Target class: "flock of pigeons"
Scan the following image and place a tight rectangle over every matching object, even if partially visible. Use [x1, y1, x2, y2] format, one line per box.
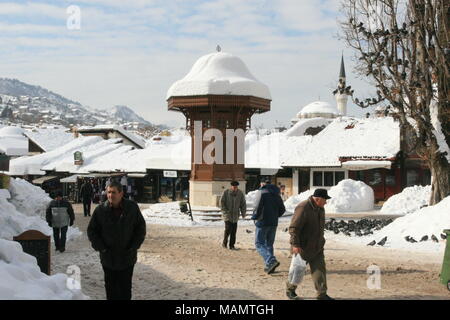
[324, 218, 393, 237]
[322, 218, 447, 247]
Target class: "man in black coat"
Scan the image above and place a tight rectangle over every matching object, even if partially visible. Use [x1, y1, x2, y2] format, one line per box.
[79, 179, 94, 217]
[87, 181, 147, 300]
[46, 191, 75, 253]
[251, 182, 285, 274]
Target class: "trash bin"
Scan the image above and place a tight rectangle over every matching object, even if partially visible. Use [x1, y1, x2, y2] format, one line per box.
[440, 229, 450, 291]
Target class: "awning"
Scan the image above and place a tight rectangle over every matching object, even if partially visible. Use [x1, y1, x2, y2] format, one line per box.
[32, 175, 59, 185]
[127, 173, 147, 178]
[60, 174, 79, 183]
[341, 160, 392, 170]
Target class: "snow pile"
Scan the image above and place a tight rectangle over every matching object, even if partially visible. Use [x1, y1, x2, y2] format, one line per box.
[380, 185, 431, 215]
[0, 178, 81, 241]
[8, 178, 52, 218]
[284, 189, 314, 213]
[283, 180, 374, 214]
[368, 195, 450, 251]
[167, 52, 271, 100]
[0, 189, 52, 240]
[0, 238, 88, 299]
[325, 179, 374, 213]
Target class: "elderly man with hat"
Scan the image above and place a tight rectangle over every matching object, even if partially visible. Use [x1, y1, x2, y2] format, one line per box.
[286, 188, 334, 300]
[220, 180, 246, 250]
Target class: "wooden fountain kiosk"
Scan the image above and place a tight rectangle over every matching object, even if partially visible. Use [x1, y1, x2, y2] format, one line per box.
[167, 51, 271, 207]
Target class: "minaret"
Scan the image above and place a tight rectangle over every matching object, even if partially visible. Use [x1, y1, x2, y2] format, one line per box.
[333, 54, 352, 116]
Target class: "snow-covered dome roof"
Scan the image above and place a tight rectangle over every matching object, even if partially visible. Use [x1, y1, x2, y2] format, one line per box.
[0, 126, 25, 137]
[166, 52, 271, 100]
[297, 101, 339, 118]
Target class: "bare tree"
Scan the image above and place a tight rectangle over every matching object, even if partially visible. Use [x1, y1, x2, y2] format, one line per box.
[340, 0, 449, 204]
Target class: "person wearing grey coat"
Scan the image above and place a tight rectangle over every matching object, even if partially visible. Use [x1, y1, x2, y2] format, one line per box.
[220, 181, 246, 250]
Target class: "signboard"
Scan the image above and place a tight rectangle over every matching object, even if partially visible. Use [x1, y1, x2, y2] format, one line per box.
[163, 170, 177, 178]
[74, 151, 83, 165]
[13, 230, 51, 275]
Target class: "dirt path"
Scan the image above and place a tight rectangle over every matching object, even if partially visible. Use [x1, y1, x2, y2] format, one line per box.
[51, 204, 450, 300]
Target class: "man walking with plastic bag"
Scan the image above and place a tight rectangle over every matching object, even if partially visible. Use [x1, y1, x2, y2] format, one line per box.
[46, 191, 75, 253]
[287, 188, 334, 300]
[251, 182, 285, 274]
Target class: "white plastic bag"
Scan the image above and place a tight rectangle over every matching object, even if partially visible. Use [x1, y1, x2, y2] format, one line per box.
[288, 253, 307, 285]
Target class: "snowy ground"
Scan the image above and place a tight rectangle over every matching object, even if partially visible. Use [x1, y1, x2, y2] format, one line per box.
[50, 205, 449, 300]
[1, 179, 449, 299]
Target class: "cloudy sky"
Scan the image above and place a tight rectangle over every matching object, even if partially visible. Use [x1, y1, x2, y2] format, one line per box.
[0, 0, 376, 128]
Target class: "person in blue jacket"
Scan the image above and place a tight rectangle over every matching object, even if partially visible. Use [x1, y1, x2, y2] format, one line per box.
[251, 182, 286, 274]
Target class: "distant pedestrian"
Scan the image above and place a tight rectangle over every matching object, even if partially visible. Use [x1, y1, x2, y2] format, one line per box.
[79, 179, 94, 217]
[251, 182, 285, 274]
[220, 181, 246, 250]
[46, 191, 75, 253]
[287, 188, 334, 300]
[280, 185, 288, 201]
[87, 181, 146, 300]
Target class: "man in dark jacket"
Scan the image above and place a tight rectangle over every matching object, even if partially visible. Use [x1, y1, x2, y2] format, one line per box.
[79, 179, 94, 217]
[87, 181, 146, 300]
[46, 191, 75, 253]
[220, 181, 247, 250]
[251, 183, 285, 274]
[287, 188, 333, 300]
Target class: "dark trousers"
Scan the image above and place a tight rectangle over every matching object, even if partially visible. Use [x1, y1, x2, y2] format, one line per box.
[309, 252, 328, 297]
[223, 221, 238, 248]
[53, 226, 68, 250]
[102, 265, 135, 300]
[83, 200, 91, 216]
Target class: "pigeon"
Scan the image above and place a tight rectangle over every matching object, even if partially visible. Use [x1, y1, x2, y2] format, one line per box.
[367, 240, 376, 246]
[441, 233, 447, 240]
[420, 235, 428, 242]
[431, 235, 439, 243]
[245, 229, 253, 234]
[377, 236, 387, 246]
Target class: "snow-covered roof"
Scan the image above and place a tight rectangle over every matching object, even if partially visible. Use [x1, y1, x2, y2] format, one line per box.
[297, 101, 339, 117]
[0, 126, 28, 156]
[285, 118, 333, 137]
[8, 118, 401, 175]
[166, 52, 271, 100]
[0, 126, 25, 137]
[77, 125, 146, 149]
[24, 127, 74, 152]
[282, 117, 400, 167]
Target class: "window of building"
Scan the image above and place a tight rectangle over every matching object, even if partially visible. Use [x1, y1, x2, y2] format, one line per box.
[335, 171, 345, 184]
[313, 171, 323, 186]
[324, 172, 334, 186]
[312, 170, 346, 187]
[385, 169, 396, 186]
[406, 169, 419, 187]
[367, 170, 382, 186]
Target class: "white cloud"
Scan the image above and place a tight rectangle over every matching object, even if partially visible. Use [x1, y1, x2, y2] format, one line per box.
[0, 0, 374, 127]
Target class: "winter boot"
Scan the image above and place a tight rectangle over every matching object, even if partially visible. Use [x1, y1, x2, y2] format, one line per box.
[286, 282, 301, 300]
